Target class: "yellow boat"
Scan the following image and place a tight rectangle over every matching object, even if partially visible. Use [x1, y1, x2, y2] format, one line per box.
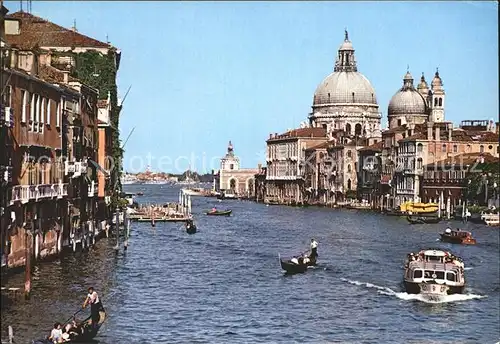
[400, 202, 438, 214]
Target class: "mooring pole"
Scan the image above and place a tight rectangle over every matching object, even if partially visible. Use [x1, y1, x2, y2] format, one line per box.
[123, 208, 129, 250]
[114, 207, 120, 251]
[24, 227, 32, 299]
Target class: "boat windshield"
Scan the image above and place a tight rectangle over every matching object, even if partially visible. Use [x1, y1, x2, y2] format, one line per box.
[424, 255, 444, 263]
[446, 272, 456, 282]
[424, 270, 445, 279]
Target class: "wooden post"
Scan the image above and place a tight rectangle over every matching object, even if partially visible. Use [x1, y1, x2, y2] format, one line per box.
[123, 209, 129, 250]
[24, 227, 32, 299]
[8, 325, 13, 343]
[114, 207, 120, 251]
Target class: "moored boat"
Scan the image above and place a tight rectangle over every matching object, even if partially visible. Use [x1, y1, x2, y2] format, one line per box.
[403, 249, 465, 300]
[206, 209, 232, 216]
[481, 212, 500, 226]
[440, 228, 476, 245]
[407, 213, 441, 224]
[33, 307, 106, 343]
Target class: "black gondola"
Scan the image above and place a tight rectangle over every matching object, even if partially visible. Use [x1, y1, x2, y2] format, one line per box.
[33, 307, 106, 343]
[279, 254, 317, 274]
[186, 220, 197, 234]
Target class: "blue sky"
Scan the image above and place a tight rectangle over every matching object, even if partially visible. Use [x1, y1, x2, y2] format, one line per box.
[6, 1, 499, 173]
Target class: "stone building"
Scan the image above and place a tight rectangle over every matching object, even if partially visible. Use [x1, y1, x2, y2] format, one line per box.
[265, 127, 327, 205]
[1, 9, 113, 271]
[388, 70, 445, 129]
[213, 141, 259, 197]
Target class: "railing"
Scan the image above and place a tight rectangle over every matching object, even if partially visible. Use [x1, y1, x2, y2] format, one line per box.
[9, 183, 68, 204]
[66, 160, 88, 176]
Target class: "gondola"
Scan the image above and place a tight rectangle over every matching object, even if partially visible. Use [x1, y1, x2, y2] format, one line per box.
[206, 210, 232, 216]
[279, 254, 317, 274]
[32, 307, 106, 343]
[186, 220, 197, 234]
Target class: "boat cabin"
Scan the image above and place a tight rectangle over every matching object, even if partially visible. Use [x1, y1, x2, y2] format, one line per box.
[406, 250, 464, 285]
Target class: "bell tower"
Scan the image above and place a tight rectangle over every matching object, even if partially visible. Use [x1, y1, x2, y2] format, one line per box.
[429, 68, 445, 122]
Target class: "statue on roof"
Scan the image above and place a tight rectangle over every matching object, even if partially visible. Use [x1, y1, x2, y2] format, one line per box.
[344, 28, 349, 41]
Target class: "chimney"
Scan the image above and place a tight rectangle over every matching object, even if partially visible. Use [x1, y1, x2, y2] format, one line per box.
[62, 70, 69, 84]
[427, 122, 433, 140]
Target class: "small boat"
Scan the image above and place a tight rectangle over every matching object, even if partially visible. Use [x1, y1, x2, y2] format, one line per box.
[206, 209, 232, 216]
[481, 212, 500, 226]
[440, 229, 476, 245]
[185, 220, 197, 234]
[136, 192, 144, 196]
[279, 255, 317, 274]
[403, 249, 465, 300]
[407, 214, 441, 224]
[33, 307, 106, 343]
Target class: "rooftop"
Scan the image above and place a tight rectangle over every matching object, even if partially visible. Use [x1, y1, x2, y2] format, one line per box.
[6, 11, 113, 50]
[267, 127, 326, 142]
[358, 141, 383, 152]
[425, 152, 498, 167]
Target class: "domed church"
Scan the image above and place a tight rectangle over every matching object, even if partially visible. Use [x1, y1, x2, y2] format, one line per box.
[388, 69, 446, 129]
[309, 30, 381, 139]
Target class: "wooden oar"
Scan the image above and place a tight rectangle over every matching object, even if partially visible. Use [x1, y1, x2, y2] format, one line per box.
[62, 308, 84, 326]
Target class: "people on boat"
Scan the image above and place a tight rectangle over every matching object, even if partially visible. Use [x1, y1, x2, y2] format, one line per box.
[290, 257, 299, 265]
[49, 322, 63, 343]
[211, 207, 217, 212]
[309, 238, 318, 260]
[83, 287, 102, 327]
[445, 228, 452, 234]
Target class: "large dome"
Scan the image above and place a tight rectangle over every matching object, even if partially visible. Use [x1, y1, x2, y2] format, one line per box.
[313, 71, 378, 107]
[388, 71, 427, 116]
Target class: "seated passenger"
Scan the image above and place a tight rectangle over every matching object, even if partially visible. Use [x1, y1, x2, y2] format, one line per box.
[49, 322, 63, 343]
[211, 207, 217, 212]
[290, 257, 299, 265]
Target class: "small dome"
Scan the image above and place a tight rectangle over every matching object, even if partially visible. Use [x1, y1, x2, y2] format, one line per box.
[388, 71, 427, 116]
[431, 70, 443, 87]
[313, 71, 378, 107]
[339, 40, 354, 51]
[417, 72, 428, 91]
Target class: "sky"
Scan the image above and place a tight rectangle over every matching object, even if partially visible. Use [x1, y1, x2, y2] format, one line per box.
[5, 1, 499, 174]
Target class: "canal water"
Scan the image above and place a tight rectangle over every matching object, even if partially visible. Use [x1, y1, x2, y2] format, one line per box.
[1, 184, 499, 343]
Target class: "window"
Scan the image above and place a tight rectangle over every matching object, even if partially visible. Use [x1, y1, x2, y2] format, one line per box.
[345, 123, 351, 134]
[347, 150, 352, 158]
[480, 145, 484, 153]
[413, 270, 422, 279]
[30, 93, 35, 127]
[56, 98, 63, 127]
[417, 143, 423, 152]
[453, 145, 458, 153]
[397, 119, 402, 127]
[446, 272, 456, 282]
[488, 145, 493, 150]
[2, 85, 11, 107]
[46, 99, 51, 125]
[442, 144, 446, 152]
[434, 98, 438, 106]
[35, 95, 41, 132]
[40, 98, 45, 132]
[438, 98, 442, 107]
[347, 164, 351, 173]
[21, 90, 28, 122]
[230, 164, 234, 170]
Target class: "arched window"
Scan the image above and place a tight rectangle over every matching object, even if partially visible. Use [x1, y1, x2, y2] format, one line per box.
[442, 144, 446, 152]
[480, 145, 484, 153]
[345, 123, 351, 134]
[417, 143, 423, 153]
[466, 144, 471, 152]
[417, 158, 423, 169]
[322, 124, 327, 129]
[438, 98, 442, 106]
[397, 119, 402, 127]
[328, 93, 331, 102]
[434, 98, 438, 106]
[347, 179, 352, 190]
[347, 150, 352, 158]
[453, 145, 458, 153]
[347, 164, 352, 173]
[229, 179, 236, 190]
[355, 123, 362, 136]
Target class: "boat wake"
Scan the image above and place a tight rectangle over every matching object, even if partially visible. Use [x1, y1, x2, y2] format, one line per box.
[340, 278, 486, 304]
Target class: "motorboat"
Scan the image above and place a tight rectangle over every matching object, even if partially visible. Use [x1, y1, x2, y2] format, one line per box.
[32, 307, 106, 343]
[403, 249, 465, 300]
[440, 229, 476, 245]
[407, 213, 441, 224]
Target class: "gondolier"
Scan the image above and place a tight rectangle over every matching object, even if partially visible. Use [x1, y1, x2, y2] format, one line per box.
[310, 238, 318, 260]
[83, 287, 103, 327]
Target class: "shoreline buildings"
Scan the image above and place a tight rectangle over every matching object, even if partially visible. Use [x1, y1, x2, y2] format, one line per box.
[258, 31, 499, 212]
[0, 7, 121, 277]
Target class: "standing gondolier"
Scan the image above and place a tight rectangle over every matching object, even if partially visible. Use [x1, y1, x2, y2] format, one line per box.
[83, 287, 104, 327]
[309, 238, 318, 261]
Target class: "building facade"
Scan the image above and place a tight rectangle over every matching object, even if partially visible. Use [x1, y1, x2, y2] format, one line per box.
[213, 141, 259, 197]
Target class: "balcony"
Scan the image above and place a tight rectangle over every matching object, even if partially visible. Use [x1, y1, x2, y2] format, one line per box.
[9, 183, 68, 205]
[0, 106, 14, 128]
